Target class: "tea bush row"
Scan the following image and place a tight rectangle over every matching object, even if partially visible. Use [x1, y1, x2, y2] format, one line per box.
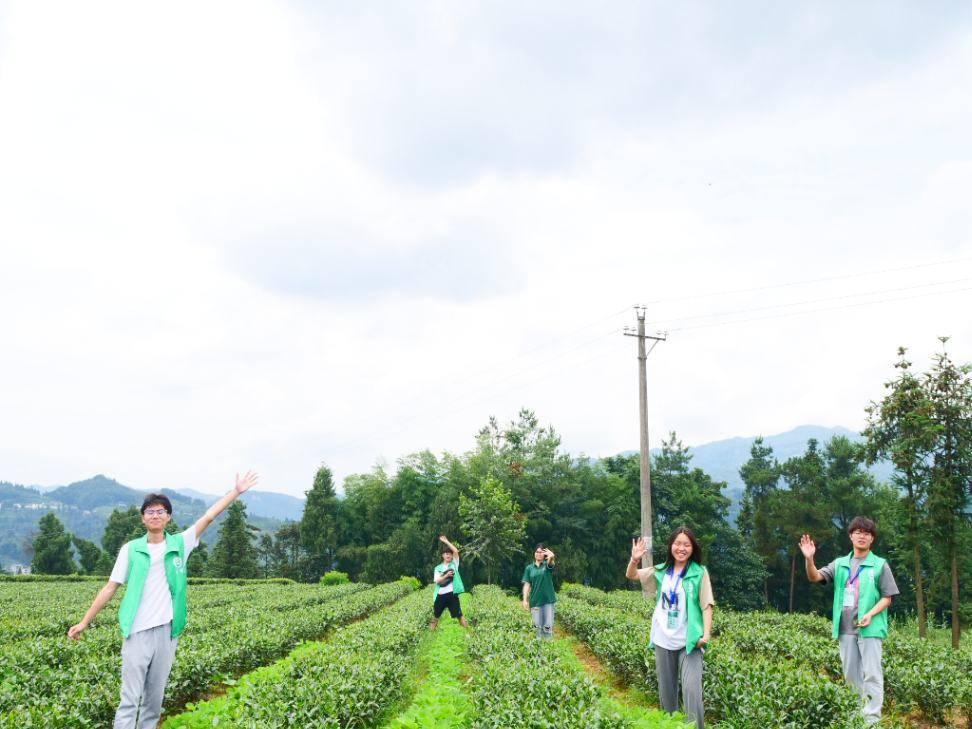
[165, 587, 430, 728]
[0, 579, 411, 728]
[560, 584, 970, 727]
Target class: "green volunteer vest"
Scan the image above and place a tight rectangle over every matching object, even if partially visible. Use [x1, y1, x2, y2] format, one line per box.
[831, 551, 888, 640]
[118, 532, 188, 639]
[431, 559, 464, 602]
[651, 561, 707, 654]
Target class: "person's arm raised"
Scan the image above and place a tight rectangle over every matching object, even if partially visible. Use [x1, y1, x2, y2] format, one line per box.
[439, 535, 459, 560]
[799, 534, 823, 583]
[193, 471, 258, 540]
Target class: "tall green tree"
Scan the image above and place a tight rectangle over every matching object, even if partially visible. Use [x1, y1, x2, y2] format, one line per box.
[767, 440, 831, 612]
[864, 347, 936, 636]
[459, 475, 526, 584]
[31, 512, 75, 574]
[737, 437, 780, 603]
[72, 535, 103, 575]
[651, 432, 731, 553]
[924, 338, 972, 648]
[300, 464, 341, 582]
[207, 501, 259, 578]
[96, 505, 143, 573]
[273, 522, 302, 580]
[257, 533, 276, 578]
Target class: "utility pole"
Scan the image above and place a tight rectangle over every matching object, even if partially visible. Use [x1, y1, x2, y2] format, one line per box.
[624, 306, 667, 598]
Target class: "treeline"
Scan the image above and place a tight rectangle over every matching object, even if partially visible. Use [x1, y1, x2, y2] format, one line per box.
[27, 342, 970, 643]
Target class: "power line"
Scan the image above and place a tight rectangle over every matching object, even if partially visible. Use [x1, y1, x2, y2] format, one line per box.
[647, 277, 971, 328]
[670, 284, 972, 333]
[640, 255, 972, 306]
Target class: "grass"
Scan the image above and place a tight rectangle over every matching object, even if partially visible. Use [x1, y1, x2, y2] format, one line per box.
[551, 632, 687, 729]
[383, 617, 473, 728]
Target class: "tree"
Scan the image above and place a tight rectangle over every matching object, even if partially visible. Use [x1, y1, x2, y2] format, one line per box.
[300, 464, 341, 582]
[459, 476, 526, 584]
[187, 540, 209, 577]
[31, 512, 75, 574]
[651, 433, 731, 555]
[864, 347, 936, 637]
[72, 535, 103, 575]
[737, 437, 779, 540]
[96, 505, 143, 573]
[924, 338, 972, 648]
[767, 440, 831, 613]
[737, 437, 780, 603]
[273, 522, 302, 580]
[257, 533, 276, 578]
[207, 501, 259, 578]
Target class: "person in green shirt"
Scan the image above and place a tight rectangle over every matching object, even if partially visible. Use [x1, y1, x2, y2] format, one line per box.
[68, 471, 258, 729]
[521, 543, 556, 639]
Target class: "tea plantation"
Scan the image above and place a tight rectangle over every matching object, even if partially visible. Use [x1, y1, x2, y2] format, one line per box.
[1, 578, 967, 727]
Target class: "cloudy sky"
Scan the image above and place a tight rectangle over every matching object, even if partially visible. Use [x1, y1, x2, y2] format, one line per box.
[1, 2, 970, 498]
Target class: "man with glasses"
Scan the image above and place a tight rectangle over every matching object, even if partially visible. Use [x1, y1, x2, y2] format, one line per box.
[799, 516, 898, 726]
[68, 471, 258, 728]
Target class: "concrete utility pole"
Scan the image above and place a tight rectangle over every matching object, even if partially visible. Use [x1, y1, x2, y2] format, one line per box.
[623, 306, 667, 598]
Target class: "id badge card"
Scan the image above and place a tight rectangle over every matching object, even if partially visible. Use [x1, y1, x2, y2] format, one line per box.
[667, 608, 680, 629]
[843, 586, 857, 608]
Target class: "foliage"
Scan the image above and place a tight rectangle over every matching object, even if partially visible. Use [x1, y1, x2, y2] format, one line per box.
[30, 513, 75, 575]
[386, 616, 473, 728]
[71, 535, 103, 575]
[0, 579, 408, 726]
[299, 464, 342, 582]
[459, 476, 526, 584]
[559, 583, 971, 727]
[206, 501, 259, 579]
[466, 586, 630, 728]
[166, 586, 427, 728]
[319, 570, 349, 585]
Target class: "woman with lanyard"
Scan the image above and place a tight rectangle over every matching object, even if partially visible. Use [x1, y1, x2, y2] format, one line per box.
[627, 527, 714, 729]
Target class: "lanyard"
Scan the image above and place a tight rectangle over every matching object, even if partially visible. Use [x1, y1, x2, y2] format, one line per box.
[665, 565, 687, 608]
[846, 564, 865, 587]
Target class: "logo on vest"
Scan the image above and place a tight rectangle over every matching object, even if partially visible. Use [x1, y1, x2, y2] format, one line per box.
[174, 557, 184, 570]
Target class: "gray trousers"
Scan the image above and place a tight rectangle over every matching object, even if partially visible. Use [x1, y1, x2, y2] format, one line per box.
[115, 622, 180, 729]
[655, 645, 704, 728]
[839, 634, 884, 725]
[530, 602, 555, 639]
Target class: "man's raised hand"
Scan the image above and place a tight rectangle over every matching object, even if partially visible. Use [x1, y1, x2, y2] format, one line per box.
[798, 534, 816, 560]
[235, 471, 259, 495]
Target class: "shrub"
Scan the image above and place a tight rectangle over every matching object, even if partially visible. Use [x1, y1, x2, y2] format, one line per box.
[319, 571, 350, 585]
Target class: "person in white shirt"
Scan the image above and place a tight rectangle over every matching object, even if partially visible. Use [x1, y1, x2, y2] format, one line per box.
[68, 471, 258, 729]
[626, 527, 714, 729]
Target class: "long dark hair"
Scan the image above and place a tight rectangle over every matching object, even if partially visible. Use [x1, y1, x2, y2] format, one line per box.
[664, 526, 703, 569]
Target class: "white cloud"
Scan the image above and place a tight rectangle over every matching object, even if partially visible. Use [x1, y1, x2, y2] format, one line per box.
[0, 1, 970, 497]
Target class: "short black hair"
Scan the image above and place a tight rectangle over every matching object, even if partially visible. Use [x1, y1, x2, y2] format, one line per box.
[534, 543, 546, 551]
[141, 493, 172, 515]
[847, 516, 877, 537]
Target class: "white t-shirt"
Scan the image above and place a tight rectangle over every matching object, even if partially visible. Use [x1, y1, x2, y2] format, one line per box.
[650, 570, 688, 650]
[110, 526, 198, 635]
[434, 558, 458, 595]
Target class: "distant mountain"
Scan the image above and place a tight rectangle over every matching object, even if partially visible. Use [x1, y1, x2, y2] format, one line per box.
[171, 487, 305, 522]
[627, 425, 894, 518]
[0, 475, 284, 569]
